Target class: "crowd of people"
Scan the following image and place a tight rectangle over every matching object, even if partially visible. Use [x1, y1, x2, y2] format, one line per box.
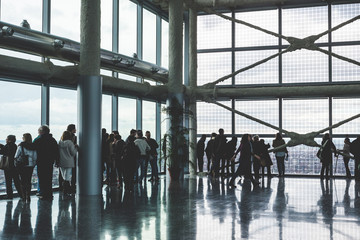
[197, 129, 360, 188]
[1, 124, 360, 200]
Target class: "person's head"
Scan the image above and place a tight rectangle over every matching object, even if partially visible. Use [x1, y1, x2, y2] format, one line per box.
[61, 131, 72, 141]
[253, 135, 259, 142]
[130, 129, 137, 136]
[6, 135, 16, 144]
[108, 133, 115, 142]
[136, 130, 143, 138]
[344, 137, 350, 144]
[218, 128, 224, 135]
[114, 135, 121, 141]
[241, 134, 249, 144]
[275, 133, 282, 141]
[102, 128, 107, 135]
[145, 131, 151, 139]
[323, 133, 330, 140]
[231, 136, 237, 142]
[201, 134, 206, 141]
[22, 133, 32, 144]
[260, 139, 265, 144]
[38, 125, 50, 135]
[112, 130, 119, 136]
[67, 124, 76, 134]
[211, 132, 217, 139]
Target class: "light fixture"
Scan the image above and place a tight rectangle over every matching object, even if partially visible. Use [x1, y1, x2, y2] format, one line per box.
[112, 56, 122, 64]
[0, 26, 14, 36]
[150, 67, 159, 73]
[125, 60, 136, 67]
[20, 19, 31, 29]
[52, 39, 65, 49]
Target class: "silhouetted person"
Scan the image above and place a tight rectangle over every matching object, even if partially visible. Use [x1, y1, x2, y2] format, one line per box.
[340, 137, 351, 178]
[27, 125, 59, 200]
[223, 136, 237, 176]
[350, 136, 360, 181]
[229, 134, 259, 188]
[252, 135, 262, 180]
[114, 134, 125, 188]
[212, 128, 227, 178]
[259, 139, 273, 179]
[197, 134, 206, 172]
[0, 135, 22, 199]
[123, 132, 140, 192]
[67, 124, 77, 193]
[205, 132, 216, 173]
[134, 130, 150, 184]
[319, 133, 337, 180]
[145, 131, 159, 182]
[272, 133, 288, 177]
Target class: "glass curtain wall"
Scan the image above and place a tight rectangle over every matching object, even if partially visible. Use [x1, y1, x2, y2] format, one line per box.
[197, 3, 360, 176]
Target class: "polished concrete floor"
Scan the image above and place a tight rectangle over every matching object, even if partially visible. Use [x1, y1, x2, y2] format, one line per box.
[0, 176, 359, 240]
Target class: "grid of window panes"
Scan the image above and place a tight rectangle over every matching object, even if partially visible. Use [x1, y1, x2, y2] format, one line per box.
[197, 52, 232, 86]
[332, 3, 360, 42]
[118, 97, 136, 140]
[197, 13, 232, 50]
[143, 100, 156, 136]
[235, 9, 278, 47]
[282, 48, 329, 83]
[332, 98, 360, 135]
[234, 50, 278, 85]
[235, 99, 279, 135]
[197, 101, 232, 134]
[282, 6, 328, 44]
[332, 46, 360, 82]
[282, 98, 329, 134]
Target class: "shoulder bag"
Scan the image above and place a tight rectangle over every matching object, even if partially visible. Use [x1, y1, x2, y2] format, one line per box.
[15, 145, 29, 167]
[0, 155, 10, 170]
[316, 140, 328, 161]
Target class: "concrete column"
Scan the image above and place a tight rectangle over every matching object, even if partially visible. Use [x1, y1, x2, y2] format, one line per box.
[189, 7, 197, 176]
[77, 0, 102, 196]
[167, 0, 184, 173]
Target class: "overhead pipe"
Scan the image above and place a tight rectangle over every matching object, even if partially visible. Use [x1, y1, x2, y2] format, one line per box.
[0, 21, 168, 84]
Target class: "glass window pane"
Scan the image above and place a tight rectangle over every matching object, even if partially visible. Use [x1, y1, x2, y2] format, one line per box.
[119, 0, 137, 56]
[101, 0, 112, 51]
[332, 46, 360, 82]
[143, 9, 156, 63]
[0, 81, 40, 144]
[118, 97, 136, 139]
[143, 100, 156, 135]
[102, 94, 112, 132]
[235, 100, 279, 135]
[197, 101, 232, 134]
[198, 13, 232, 49]
[282, 48, 328, 83]
[50, 87, 77, 141]
[235, 9, 278, 47]
[51, 0, 81, 41]
[332, 3, 360, 42]
[1, 0, 42, 31]
[283, 99, 329, 134]
[282, 6, 328, 44]
[282, 138, 322, 175]
[235, 50, 278, 85]
[161, 20, 169, 68]
[198, 52, 232, 86]
[332, 98, 360, 135]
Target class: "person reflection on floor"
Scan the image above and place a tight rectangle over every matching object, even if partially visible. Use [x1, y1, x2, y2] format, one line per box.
[239, 180, 253, 239]
[35, 199, 53, 239]
[2, 200, 20, 238]
[55, 195, 76, 239]
[273, 178, 287, 240]
[318, 180, 335, 231]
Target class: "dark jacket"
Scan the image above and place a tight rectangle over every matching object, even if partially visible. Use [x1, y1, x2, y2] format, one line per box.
[0, 142, 17, 168]
[213, 135, 227, 156]
[28, 133, 59, 166]
[205, 138, 215, 157]
[197, 139, 205, 158]
[146, 138, 159, 156]
[350, 138, 360, 157]
[224, 138, 237, 159]
[321, 139, 336, 164]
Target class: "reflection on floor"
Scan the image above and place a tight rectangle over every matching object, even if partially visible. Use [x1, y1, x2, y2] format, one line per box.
[0, 176, 359, 240]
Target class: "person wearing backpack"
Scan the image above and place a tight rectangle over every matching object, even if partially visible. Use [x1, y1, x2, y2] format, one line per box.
[350, 136, 360, 181]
